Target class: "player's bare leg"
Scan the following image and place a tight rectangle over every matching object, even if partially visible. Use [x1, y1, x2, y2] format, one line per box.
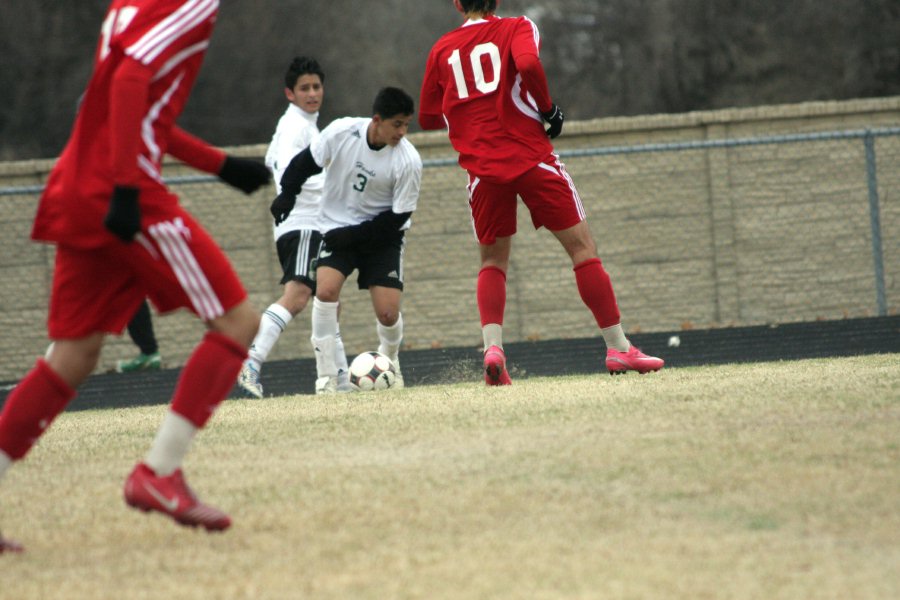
[124, 301, 258, 531]
[552, 221, 663, 374]
[479, 237, 513, 385]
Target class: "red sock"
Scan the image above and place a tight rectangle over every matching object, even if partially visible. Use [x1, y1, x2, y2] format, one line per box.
[0, 359, 76, 459]
[574, 258, 621, 328]
[477, 266, 507, 326]
[171, 331, 246, 428]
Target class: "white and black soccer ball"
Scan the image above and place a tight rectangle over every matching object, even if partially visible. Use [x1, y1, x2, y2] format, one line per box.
[349, 351, 397, 391]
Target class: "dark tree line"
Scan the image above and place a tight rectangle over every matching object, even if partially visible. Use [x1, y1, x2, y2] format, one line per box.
[1, 0, 897, 160]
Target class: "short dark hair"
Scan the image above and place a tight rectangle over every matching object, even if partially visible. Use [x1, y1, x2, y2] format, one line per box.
[284, 56, 325, 89]
[372, 87, 414, 119]
[458, 0, 497, 12]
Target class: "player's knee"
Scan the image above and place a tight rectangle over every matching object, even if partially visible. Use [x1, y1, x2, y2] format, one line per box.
[282, 284, 312, 315]
[210, 302, 260, 348]
[315, 288, 340, 303]
[376, 309, 400, 327]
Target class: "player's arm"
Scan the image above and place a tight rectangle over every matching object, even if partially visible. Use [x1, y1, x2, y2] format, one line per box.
[104, 57, 152, 241]
[511, 20, 564, 139]
[168, 127, 270, 194]
[323, 210, 412, 250]
[269, 147, 323, 224]
[418, 52, 447, 130]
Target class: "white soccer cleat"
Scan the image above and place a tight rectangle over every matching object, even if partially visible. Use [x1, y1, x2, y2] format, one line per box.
[336, 369, 356, 393]
[237, 363, 263, 399]
[391, 358, 404, 389]
[315, 376, 338, 395]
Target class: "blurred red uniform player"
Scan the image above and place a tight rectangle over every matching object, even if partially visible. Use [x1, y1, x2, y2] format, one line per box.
[419, 0, 664, 385]
[0, 0, 271, 553]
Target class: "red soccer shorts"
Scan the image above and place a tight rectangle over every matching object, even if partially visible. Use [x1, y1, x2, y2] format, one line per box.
[47, 201, 246, 340]
[466, 154, 586, 245]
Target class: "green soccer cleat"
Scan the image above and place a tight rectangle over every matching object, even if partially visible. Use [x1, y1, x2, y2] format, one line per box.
[116, 352, 162, 373]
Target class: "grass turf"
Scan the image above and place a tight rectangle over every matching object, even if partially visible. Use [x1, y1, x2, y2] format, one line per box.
[2, 354, 899, 599]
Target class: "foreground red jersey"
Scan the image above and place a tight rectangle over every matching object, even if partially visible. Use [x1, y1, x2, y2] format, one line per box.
[420, 15, 554, 183]
[32, 0, 219, 248]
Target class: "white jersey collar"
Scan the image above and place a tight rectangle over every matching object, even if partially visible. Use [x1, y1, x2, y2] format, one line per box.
[288, 103, 318, 124]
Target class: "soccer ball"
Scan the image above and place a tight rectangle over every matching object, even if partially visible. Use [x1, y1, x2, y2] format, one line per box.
[349, 351, 397, 391]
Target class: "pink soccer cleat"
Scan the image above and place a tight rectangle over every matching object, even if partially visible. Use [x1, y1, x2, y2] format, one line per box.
[606, 345, 665, 375]
[124, 463, 231, 531]
[483, 345, 512, 386]
[0, 532, 24, 554]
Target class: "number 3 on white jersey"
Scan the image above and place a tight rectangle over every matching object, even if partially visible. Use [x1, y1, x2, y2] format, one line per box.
[448, 43, 501, 99]
[99, 7, 139, 61]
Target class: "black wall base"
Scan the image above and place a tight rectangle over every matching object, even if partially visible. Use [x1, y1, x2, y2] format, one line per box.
[2, 315, 897, 412]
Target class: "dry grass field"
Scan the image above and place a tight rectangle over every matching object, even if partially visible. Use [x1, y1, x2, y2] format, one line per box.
[2, 355, 899, 599]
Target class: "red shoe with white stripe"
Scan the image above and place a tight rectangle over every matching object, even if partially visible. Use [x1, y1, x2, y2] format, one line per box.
[124, 463, 231, 531]
[606, 345, 665, 375]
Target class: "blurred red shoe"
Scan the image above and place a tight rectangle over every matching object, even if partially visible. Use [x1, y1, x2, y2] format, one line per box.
[124, 463, 231, 531]
[606, 346, 665, 375]
[483, 345, 512, 386]
[0, 532, 24, 554]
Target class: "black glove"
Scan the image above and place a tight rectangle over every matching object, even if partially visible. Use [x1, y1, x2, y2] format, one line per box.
[269, 192, 296, 225]
[541, 104, 564, 139]
[104, 186, 141, 241]
[218, 156, 270, 194]
[324, 225, 366, 250]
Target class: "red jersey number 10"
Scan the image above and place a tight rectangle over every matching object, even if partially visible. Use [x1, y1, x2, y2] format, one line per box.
[448, 43, 501, 99]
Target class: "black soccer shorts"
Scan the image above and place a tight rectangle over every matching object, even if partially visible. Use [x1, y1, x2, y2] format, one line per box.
[275, 229, 322, 288]
[316, 233, 406, 291]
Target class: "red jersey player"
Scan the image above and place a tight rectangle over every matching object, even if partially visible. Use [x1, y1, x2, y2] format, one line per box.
[419, 0, 664, 385]
[0, 0, 271, 552]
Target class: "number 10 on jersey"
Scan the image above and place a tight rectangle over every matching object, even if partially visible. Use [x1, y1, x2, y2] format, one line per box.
[448, 43, 501, 99]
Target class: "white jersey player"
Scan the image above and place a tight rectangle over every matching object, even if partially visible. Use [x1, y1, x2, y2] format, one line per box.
[313, 116, 419, 234]
[237, 56, 350, 399]
[271, 87, 423, 394]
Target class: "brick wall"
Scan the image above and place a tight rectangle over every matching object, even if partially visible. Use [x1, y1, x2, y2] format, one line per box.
[1, 97, 898, 381]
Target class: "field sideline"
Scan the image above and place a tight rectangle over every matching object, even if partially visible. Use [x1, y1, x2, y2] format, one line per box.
[2, 355, 899, 599]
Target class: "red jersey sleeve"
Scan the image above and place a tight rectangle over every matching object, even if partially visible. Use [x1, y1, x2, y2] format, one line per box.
[117, 0, 219, 73]
[108, 58, 153, 187]
[419, 50, 447, 130]
[168, 127, 226, 174]
[510, 17, 552, 113]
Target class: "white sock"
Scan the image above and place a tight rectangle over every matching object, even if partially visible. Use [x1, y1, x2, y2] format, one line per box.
[0, 450, 12, 484]
[377, 313, 403, 363]
[145, 411, 197, 477]
[600, 324, 630, 352]
[482, 323, 503, 350]
[335, 326, 349, 378]
[312, 298, 339, 377]
[247, 303, 293, 368]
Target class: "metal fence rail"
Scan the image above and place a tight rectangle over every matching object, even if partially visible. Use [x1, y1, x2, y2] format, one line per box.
[1, 126, 898, 381]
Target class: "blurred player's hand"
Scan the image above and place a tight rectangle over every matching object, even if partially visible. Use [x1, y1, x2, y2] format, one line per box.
[269, 192, 296, 225]
[104, 186, 141, 241]
[541, 104, 564, 139]
[218, 156, 270, 194]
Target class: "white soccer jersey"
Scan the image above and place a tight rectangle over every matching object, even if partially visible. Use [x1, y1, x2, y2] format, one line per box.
[310, 117, 422, 233]
[265, 103, 324, 239]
